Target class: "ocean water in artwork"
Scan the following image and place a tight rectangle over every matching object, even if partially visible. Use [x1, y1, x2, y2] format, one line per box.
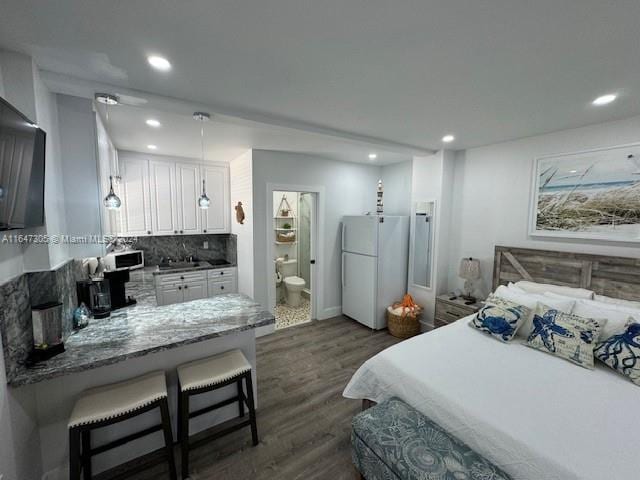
[535, 144, 640, 237]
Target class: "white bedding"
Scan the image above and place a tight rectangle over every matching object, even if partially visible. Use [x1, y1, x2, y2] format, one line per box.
[343, 317, 639, 480]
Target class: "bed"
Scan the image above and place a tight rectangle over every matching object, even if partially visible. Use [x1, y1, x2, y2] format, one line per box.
[343, 246, 640, 480]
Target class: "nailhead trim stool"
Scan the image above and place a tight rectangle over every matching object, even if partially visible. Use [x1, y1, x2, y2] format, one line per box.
[68, 371, 177, 480]
[177, 349, 258, 479]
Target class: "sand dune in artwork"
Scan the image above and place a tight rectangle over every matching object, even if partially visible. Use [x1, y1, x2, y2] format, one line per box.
[537, 182, 640, 232]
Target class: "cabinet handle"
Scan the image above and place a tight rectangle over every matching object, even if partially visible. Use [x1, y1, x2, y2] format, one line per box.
[221, 285, 224, 290]
[184, 285, 188, 289]
[147, 231, 151, 234]
[180, 230, 184, 234]
[178, 286, 182, 290]
[220, 271, 224, 275]
[174, 230, 177, 234]
[180, 276, 184, 280]
[203, 229, 207, 233]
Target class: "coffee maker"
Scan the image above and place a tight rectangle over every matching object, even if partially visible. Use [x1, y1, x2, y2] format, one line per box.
[104, 269, 137, 310]
[76, 279, 111, 319]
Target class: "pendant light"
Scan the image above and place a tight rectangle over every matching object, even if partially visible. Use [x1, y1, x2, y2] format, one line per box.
[104, 175, 121, 210]
[194, 112, 211, 209]
[97, 93, 122, 210]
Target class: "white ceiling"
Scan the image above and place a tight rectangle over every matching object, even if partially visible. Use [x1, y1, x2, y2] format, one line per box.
[0, 0, 639, 152]
[95, 101, 413, 164]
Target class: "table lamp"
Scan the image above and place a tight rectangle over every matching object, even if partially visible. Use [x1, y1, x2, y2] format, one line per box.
[459, 257, 481, 303]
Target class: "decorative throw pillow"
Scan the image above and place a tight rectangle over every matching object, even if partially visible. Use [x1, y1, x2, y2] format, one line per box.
[525, 303, 602, 369]
[469, 295, 530, 342]
[594, 318, 640, 386]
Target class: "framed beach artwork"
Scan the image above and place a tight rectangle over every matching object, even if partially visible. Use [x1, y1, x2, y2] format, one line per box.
[529, 143, 640, 243]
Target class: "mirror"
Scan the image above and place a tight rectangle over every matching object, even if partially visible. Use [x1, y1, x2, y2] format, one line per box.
[409, 201, 435, 289]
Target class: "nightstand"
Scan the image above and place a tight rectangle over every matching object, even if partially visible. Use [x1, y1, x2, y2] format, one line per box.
[434, 294, 483, 329]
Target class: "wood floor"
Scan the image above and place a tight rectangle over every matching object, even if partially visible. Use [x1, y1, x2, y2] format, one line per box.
[118, 316, 399, 480]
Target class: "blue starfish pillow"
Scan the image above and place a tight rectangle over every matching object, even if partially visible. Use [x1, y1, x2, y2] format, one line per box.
[525, 302, 603, 369]
[595, 318, 640, 386]
[469, 295, 530, 342]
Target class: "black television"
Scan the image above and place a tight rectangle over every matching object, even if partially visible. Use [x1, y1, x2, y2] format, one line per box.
[0, 96, 46, 230]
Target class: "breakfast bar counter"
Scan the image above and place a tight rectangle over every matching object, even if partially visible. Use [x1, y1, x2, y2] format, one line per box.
[9, 293, 274, 387]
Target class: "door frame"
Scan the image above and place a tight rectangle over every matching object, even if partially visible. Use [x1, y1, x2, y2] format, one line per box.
[266, 183, 325, 320]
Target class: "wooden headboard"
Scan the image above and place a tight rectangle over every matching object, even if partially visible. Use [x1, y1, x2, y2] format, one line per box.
[493, 246, 640, 302]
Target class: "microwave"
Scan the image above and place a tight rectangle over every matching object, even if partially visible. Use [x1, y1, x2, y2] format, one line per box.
[104, 250, 144, 271]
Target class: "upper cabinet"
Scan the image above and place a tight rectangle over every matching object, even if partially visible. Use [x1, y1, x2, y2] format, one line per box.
[176, 163, 202, 235]
[106, 151, 230, 237]
[149, 160, 177, 235]
[201, 165, 230, 234]
[120, 156, 152, 236]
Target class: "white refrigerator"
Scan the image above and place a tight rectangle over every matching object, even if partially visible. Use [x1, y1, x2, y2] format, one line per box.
[341, 215, 410, 330]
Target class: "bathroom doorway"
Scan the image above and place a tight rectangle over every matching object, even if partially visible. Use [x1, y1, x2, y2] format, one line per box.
[270, 188, 319, 329]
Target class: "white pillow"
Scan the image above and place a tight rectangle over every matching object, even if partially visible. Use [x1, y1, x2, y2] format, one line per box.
[593, 294, 640, 311]
[514, 281, 594, 300]
[573, 299, 640, 340]
[493, 285, 576, 338]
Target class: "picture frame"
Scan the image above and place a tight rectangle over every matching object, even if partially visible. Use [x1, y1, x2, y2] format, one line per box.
[529, 143, 640, 243]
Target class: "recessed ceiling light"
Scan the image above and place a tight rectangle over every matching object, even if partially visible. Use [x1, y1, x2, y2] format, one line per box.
[442, 134, 455, 143]
[570, 170, 578, 173]
[146, 119, 161, 128]
[147, 55, 172, 71]
[147, 144, 158, 150]
[368, 153, 377, 160]
[592, 93, 617, 106]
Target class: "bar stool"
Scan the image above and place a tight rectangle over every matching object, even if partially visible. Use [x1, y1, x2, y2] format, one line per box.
[68, 371, 177, 480]
[177, 349, 258, 478]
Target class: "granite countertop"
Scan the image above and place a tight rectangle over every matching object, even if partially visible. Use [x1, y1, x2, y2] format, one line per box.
[151, 260, 237, 276]
[9, 269, 273, 387]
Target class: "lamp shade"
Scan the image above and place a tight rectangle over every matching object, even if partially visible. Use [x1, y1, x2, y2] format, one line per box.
[459, 257, 480, 280]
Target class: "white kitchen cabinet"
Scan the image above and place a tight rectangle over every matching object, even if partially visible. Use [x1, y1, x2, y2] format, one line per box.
[157, 282, 183, 306]
[207, 278, 234, 296]
[108, 152, 229, 237]
[119, 156, 152, 236]
[201, 165, 230, 234]
[149, 160, 177, 235]
[176, 163, 202, 235]
[183, 281, 207, 302]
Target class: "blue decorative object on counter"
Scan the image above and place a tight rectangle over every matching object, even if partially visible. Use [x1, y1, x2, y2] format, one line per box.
[73, 303, 90, 330]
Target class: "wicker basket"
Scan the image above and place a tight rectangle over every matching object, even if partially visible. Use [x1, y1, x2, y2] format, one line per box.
[276, 232, 296, 243]
[387, 308, 421, 339]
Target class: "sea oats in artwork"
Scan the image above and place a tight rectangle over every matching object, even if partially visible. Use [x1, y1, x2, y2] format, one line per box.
[533, 144, 640, 242]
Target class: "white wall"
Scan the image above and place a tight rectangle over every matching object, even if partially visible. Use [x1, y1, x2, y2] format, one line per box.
[447, 114, 640, 297]
[230, 150, 255, 298]
[57, 95, 105, 258]
[252, 150, 381, 319]
[409, 151, 455, 326]
[381, 160, 412, 216]
[0, 50, 45, 480]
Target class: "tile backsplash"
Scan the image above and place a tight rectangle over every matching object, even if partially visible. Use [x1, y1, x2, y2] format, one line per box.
[132, 234, 237, 266]
[0, 259, 83, 382]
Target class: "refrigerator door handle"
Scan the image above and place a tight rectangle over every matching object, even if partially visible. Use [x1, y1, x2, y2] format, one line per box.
[341, 223, 346, 251]
[341, 253, 345, 287]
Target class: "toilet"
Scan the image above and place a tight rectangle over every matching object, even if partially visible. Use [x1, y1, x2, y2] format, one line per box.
[278, 259, 306, 307]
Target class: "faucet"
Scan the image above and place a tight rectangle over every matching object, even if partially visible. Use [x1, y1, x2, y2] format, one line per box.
[182, 243, 193, 262]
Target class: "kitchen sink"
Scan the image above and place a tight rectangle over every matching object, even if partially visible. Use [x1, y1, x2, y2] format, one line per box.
[158, 261, 211, 270]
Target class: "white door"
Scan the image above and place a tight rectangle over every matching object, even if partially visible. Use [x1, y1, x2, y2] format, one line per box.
[149, 160, 177, 235]
[120, 156, 152, 236]
[176, 163, 201, 234]
[183, 281, 206, 302]
[201, 165, 230, 233]
[342, 216, 378, 256]
[342, 252, 377, 328]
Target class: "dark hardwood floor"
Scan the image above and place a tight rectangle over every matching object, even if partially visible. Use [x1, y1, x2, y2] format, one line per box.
[111, 316, 399, 480]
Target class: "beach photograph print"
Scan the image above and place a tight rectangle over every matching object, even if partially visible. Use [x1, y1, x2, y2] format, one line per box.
[531, 143, 640, 242]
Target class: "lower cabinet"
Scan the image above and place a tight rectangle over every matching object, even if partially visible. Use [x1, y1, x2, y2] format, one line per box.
[155, 268, 237, 306]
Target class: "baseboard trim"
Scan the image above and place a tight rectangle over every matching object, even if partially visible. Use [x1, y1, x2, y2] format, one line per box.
[318, 306, 342, 320]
